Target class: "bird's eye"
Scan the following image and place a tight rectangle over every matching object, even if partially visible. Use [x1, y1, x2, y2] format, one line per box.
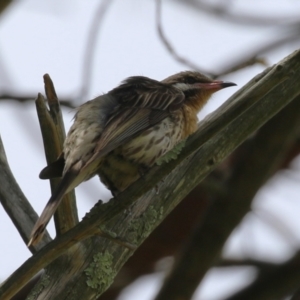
[185, 77, 197, 84]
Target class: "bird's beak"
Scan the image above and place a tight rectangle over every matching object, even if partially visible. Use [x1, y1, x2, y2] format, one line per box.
[193, 81, 237, 90]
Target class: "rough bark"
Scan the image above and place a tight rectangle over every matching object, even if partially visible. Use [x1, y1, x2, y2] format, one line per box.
[0, 50, 300, 300]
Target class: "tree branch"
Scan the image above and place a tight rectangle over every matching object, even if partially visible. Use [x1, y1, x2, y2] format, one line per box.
[156, 0, 215, 77]
[216, 30, 300, 77]
[0, 0, 12, 16]
[1, 49, 300, 299]
[156, 0, 279, 78]
[35, 74, 78, 238]
[79, 0, 113, 101]
[225, 251, 300, 300]
[176, 0, 300, 26]
[218, 258, 276, 270]
[0, 136, 51, 253]
[154, 61, 300, 300]
[0, 93, 76, 108]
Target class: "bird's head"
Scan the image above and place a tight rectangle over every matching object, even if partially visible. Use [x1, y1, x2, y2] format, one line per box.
[162, 71, 236, 110]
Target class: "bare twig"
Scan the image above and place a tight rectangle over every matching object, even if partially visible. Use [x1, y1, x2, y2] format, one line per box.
[155, 0, 273, 78]
[156, 0, 215, 77]
[218, 258, 276, 270]
[35, 74, 78, 238]
[217, 57, 268, 77]
[176, 0, 300, 27]
[79, 0, 113, 102]
[0, 93, 75, 108]
[0, 136, 51, 253]
[217, 30, 300, 77]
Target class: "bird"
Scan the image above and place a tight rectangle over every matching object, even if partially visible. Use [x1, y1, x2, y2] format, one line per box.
[28, 71, 236, 246]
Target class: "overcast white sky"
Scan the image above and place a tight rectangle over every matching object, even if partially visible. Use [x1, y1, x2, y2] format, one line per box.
[1, 1, 300, 299]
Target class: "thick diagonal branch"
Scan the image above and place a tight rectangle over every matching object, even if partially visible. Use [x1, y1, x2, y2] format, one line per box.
[1, 50, 300, 300]
[154, 92, 300, 300]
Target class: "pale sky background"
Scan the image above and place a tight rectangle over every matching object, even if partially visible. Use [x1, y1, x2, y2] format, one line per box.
[1, 0, 300, 299]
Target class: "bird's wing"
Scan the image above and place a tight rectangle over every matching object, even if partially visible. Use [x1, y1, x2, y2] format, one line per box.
[29, 81, 184, 246]
[39, 82, 184, 179]
[113, 76, 184, 110]
[81, 83, 185, 170]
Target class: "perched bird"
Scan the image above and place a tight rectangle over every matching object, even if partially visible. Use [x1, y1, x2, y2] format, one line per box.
[28, 71, 236, 246]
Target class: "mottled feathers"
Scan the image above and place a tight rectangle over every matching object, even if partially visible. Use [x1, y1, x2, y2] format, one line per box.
[29, 71, 236, 246]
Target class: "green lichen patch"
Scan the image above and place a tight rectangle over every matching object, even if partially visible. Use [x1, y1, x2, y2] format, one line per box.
[84, 251, 116, 291]
[156, 140, 186, 165]
[129, 205, 164, 243]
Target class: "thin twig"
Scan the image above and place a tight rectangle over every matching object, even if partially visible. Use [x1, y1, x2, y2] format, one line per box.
[218, 258, 276, 270]
[156, 0, 215, 77]
[216, 30, 300, 77]
[79, 0, 113, 102]
[0, 93, 75, 108]
[176, 0, 300, 27]
[217, 57, 268, 77]
[0, 136, 51, 253]
[155, 0, 272, 78]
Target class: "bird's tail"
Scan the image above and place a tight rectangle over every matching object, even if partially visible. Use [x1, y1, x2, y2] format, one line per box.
[28, 170, 78, 247]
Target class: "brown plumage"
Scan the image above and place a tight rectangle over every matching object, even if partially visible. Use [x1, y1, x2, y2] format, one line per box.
[28, 71, 236, 246]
